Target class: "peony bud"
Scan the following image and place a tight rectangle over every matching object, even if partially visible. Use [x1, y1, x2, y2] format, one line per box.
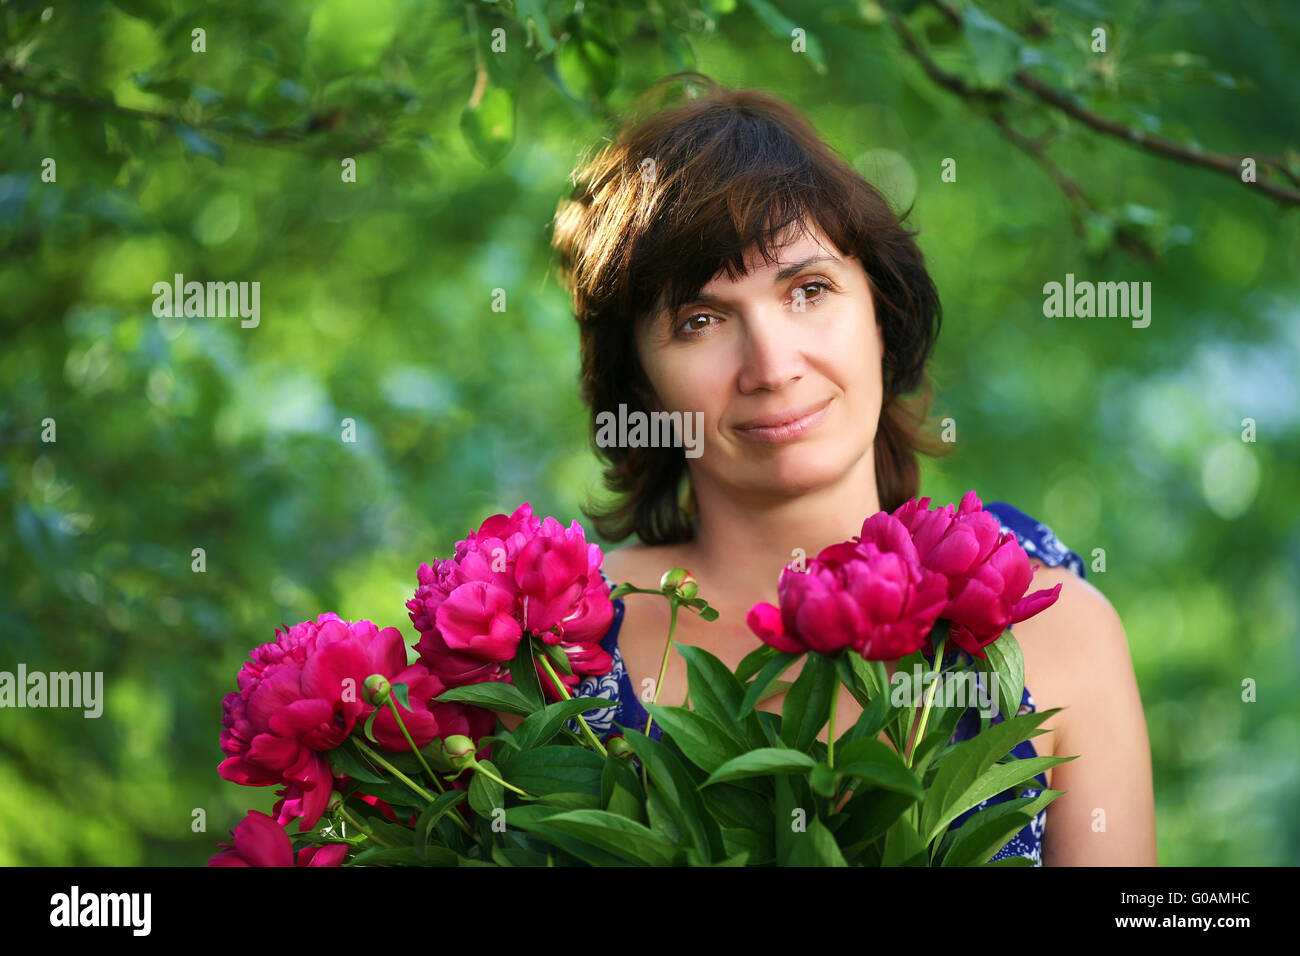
[660, 568, 698, 599]
[606, 735, 634, 760]
[442, 734, 478, 770]
[364, 674, 391, 706]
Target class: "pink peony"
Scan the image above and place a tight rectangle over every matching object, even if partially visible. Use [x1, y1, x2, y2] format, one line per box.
[892, 491, 1063, 659]
[207, 810, 348, 867]
[219, 612, 491, 831]
[747, 511, 949, 660]
[408, 503, 614, 701]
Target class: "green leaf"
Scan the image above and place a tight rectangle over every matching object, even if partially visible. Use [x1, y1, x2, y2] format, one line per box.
[414, 790, 467, 860]
[977, 630, 1024, 725]
[434, 681, 537, 715]
[788, 813, 847, 865]
[528, 809, 679, 866]
[326, 740, 388, 784]
[515, 0, 557, 53]
[390, 681, 411, 711]
[642, 703, 745, 774]
[555, 18, 619, 101]
[881, 814, 928, 866]
[739, 650, 800, 716]
[361, 706, 380, 744]
[809, 762, 839, 798]
[848, 654, 890, 704]
[505, 745, 605, 798]
[173, 124, 224, 163]
[132, 73, 192, 100]
[711, 851, 751, 866]
[645, 786, 685, 845]
[512, 695, 617, 750]
[536, 791, 602, 810]
[722, 827, 769, 863]
[828, 787, 916, 856]
[721, 827, 773, 865]
[491, 845, 551, 866]
[940, 789, 1059, 866]
[734, 644, 778, 683]
[701, 782, 772, 832]
[921, 708, 1067, 844]
[676, 643, 765, 747]
[605, 783, 645, 823]
[702, 747, 816, 786]
[460, 82, 515, 167]
[622, 728, 726, 864]
[537, 638, 574, 676]
[834, 738, 924, 800]
[468, 759, 505, 818]
[780, 651, 837, 751]
[345, 845, 454, 866]
[939, 757, 1073, 839]
[504, 805, 632, 866]
[835, 685, 893, 749]
[742, 0, 827, 74]
[509, 639, 545, 710]
[962, 3, 1023, 88]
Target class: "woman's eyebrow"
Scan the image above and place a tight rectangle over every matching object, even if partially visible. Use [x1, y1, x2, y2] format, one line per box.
[675, 255, 844, 310]
[773, 254, 841, 281]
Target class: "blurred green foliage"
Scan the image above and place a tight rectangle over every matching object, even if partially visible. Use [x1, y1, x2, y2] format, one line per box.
[0, 0, 1297, 866]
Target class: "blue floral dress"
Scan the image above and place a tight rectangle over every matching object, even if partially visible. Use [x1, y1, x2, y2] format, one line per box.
[565, 501, 1087, 865]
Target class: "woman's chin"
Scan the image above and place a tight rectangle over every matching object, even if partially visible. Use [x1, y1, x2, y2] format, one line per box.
[727, 457, 855, 498]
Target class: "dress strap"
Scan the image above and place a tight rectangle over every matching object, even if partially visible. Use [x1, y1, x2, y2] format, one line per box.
[982, 501, 1087, 580]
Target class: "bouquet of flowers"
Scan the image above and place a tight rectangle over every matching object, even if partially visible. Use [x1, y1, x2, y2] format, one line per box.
[209, 492, 1073, 866]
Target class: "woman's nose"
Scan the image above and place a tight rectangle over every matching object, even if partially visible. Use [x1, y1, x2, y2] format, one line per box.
[736, 309, 805, 393]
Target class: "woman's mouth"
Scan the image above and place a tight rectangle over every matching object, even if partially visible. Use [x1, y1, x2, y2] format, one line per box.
[734, 397, 833, 444]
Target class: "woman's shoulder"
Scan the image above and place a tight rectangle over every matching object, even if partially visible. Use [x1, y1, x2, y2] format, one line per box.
[979, 499, 1115, 623]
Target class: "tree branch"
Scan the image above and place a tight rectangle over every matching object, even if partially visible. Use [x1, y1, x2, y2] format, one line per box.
[0, 64, 388, 157]
[920, 0, 1300, 206]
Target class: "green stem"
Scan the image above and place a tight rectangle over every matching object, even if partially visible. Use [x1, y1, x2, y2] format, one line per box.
[338, 804, 392, 848]
[827, 676, 840, 769]
[472, 760, 531, 797]
[352, 738, 479, 841]
[644, 599, 680, 743]
[384, 696, 446, 794]
[536, 651, 608, 758]
[352, 737, 435, 805]
[906, 632, 948, 768]
[640, 598, 681, 793]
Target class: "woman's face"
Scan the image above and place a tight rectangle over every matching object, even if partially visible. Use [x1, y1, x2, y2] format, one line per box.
[634, 220, 886, 501]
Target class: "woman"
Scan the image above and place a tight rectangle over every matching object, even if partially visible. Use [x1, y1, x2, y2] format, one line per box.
[541, 73, 1156, 866]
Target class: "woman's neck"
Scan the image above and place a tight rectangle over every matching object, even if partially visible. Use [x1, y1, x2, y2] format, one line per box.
[682, 452, 883, 608]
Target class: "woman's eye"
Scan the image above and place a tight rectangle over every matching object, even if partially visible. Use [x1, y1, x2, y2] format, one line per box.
[791, 280, 831, 308]
[674, 281, 833, 338]
[675, 313, 716, 337]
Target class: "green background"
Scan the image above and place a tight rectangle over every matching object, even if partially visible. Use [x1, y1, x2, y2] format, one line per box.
[1, 0, 1296, 865]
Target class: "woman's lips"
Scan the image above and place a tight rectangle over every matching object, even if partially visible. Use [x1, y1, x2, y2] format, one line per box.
[735, 398, 833, 444]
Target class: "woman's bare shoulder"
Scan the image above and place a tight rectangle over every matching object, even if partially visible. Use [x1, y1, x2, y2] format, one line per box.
[1014, 559, 1131, 718]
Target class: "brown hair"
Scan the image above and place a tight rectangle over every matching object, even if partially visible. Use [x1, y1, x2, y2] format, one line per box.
[550, 72, 951, 545]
